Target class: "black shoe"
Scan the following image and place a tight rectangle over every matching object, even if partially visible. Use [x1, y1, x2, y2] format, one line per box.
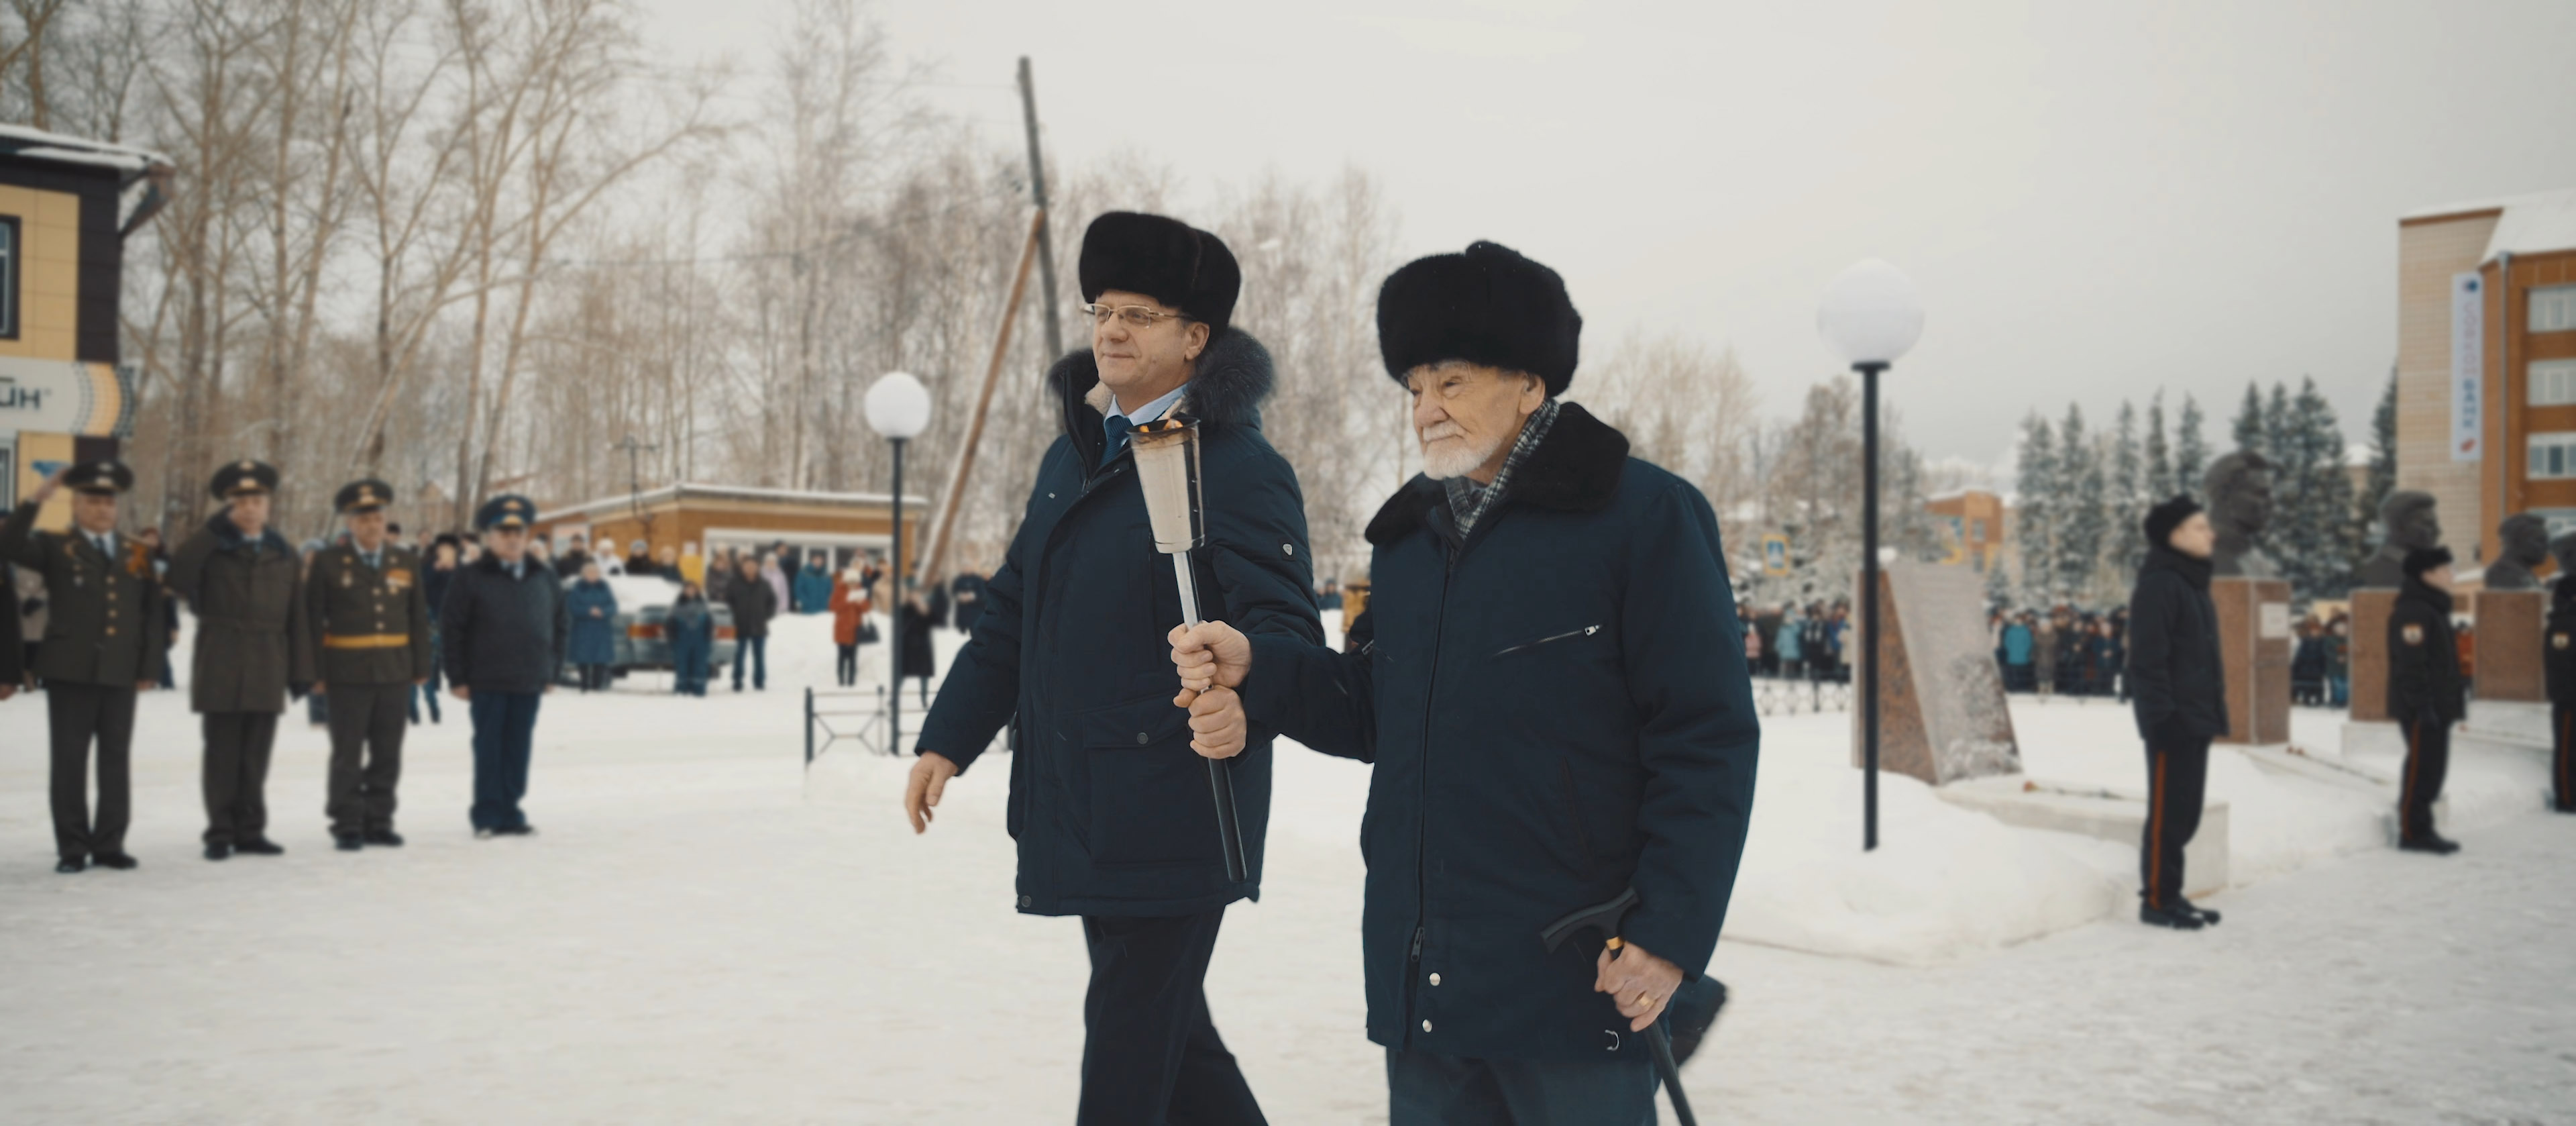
[334, 834, 364, 852]
[235, 838, 286, 856]
[92, 852, 138, 870]
[2176, 897, 2222, 925]
[204, 843, 233, 861]
[1665, 977, 1729, 1066]
[55, 856, 86, 874]
[2140, 902, 2206, 930]
[495, 825, 538, 837]
[362, 829, 405, 848]
[2398, 833, 2461, 855]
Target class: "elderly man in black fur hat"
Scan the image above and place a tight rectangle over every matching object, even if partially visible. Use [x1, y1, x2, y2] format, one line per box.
[2388, 546, 2466, 854]
[1171, 242, 1760, 1125]
[902, 211, 1321, 1125]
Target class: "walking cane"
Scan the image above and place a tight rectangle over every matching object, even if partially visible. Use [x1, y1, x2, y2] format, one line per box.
[1130, 415, 1250, 883]
[1540, 888, 1701, 1126]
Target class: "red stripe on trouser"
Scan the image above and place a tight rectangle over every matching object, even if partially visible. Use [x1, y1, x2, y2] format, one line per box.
[2148, 751, 2167, 905]
[2403, 719, 2422, 832]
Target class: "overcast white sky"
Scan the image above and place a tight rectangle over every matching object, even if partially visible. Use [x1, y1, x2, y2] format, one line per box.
[638, 0, 2576, 468]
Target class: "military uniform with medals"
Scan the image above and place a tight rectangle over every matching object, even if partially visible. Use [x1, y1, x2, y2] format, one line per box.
[307, 478, 433, 848]
[168, 460, 315, 859]
[0, 462, 166, 872]
[2385, 547, 2465, 852]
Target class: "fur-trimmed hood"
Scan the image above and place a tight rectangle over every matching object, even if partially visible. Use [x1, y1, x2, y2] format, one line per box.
[1364, 401, 1629, 547]
[1048, 329, 1275, 470]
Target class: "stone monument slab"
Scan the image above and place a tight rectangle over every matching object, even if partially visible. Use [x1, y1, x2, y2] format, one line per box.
[2348, 588, 2396, 723]
[1855, 562, 2021, 785]
[2213, 576, 2292, 744]
[2473, 589, 2544, 703]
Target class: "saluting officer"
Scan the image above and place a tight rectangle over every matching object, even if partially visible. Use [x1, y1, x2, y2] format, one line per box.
[169, 460, 314, 861]
[308, 478, 433, 850]
[1, 462, 167, 874]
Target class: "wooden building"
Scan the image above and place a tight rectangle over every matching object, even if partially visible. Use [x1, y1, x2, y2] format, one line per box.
[2397, 189, 2576, 563]
[0, 125, 172, 522]
[1924, 489, 2008, 571]
[531, 482, 928, 572]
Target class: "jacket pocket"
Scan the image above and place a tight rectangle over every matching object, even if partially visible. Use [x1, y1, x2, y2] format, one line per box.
[1076, 695, 1220, 868]
[1495, 623, 1604, 658]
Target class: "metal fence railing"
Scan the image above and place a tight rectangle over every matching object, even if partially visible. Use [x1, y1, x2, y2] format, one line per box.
[804, 684, 1010, 765]
[1752, 676, 1851, 716]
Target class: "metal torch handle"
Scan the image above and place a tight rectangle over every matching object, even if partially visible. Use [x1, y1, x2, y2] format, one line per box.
[1174, 550, 1249, 884]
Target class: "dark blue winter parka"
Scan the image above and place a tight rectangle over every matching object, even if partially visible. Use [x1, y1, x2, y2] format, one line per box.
[916, 329, 1322, 917]
[1238, 403, 1760, 1063]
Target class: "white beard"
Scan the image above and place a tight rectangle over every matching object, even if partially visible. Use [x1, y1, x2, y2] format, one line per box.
[1418, 423, 1505, 481]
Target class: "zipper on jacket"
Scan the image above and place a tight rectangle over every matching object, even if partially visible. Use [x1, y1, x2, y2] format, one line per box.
[1404, 544, 1454, 1048]
[1495, 624, 1601, 657]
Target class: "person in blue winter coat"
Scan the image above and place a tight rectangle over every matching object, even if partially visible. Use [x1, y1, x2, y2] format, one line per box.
[792, 554, 833, 615]
[1172, 242, 1759, 1125]
[1774, 605, 1805, 680]
[564, 562, 618, 692]
[665, 580, 714, 697]
[902, 212, 1321, 1126]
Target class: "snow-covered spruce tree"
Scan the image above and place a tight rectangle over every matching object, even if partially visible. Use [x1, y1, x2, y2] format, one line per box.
[2233, 382, 2267, 456]
[2108, 401, 2145, 592]
[2175, 394, 2210, 496]
[2263, 380, 2322, 597]
[2055, 405, 2110, 606]
[2289, 377, 2359, 601]
[2013, 411, 2060, 607]
[2144, 390, 2175, 502]
[2357, 368, 2398, 570]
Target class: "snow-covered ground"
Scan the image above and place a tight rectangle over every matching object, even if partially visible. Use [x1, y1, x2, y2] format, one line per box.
[3, 610, 2571, 1123]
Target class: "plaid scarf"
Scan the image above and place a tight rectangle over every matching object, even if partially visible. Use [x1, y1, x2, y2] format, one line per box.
[1444, 398, 1561, 540]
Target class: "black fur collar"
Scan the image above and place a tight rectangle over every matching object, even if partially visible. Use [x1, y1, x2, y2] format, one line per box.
[1049, 328, 1275, 468]
[1363, 401, 1630, 547]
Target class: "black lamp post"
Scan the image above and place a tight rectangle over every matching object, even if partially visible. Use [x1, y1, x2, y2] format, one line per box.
[1819, 259, 1925, 853]
[865, 371, 931, 754]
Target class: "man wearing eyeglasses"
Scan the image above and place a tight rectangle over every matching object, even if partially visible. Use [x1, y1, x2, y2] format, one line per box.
[904, 211, 1321, 1125]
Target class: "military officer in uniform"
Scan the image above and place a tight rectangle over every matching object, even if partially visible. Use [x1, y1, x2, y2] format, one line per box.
[1, 462, 167, 873]
[170, 460, 314, 860]
[441, 495, 567, 837]
[307, 478, 433, 850]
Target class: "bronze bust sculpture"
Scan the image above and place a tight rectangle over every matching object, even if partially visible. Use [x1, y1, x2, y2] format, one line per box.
[2484, 514, 2548, 591]
[2358, 491, 2441, 588]
[2204, 451, 2277, 579]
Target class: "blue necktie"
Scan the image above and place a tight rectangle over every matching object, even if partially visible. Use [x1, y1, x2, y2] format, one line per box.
[1102, 415, 1130, 467]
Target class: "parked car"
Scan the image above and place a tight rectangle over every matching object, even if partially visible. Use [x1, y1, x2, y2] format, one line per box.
[556, 574, 737, 684]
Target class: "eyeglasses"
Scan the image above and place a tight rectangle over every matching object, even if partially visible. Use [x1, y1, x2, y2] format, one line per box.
[1082, 303, 1192, 328]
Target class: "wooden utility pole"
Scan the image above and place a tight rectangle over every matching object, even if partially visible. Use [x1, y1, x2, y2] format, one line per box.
[1017, 56, 1063, 360]
[918, 209, 1042, 582]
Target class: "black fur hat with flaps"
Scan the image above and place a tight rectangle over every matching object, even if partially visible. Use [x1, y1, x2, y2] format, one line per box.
[1376, 240, 1582, 396]
[1077, 211, 1240, 337]
[2403, 546, 2453, 581]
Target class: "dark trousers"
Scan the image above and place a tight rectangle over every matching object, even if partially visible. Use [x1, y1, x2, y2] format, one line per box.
[2400, 712, 2453, 840]
[325, 682, 410, 835]
[1078, 909, 1265, 1126]
[201, 711, 281, 846]
[1385, 1047, 1657, 1126]
[411, 632, 443, 724]
[2141, 735, 2212, 907]
[577, 664, 610, 692]
[733, 635, 766, 690]
[2553, 703, 2575, 811]
[47, 681, 137, 860]
[469, 690, 542, 830]
[835, 643, 857, 686]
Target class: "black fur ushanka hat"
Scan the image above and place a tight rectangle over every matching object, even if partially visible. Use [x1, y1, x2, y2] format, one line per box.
[1376, 240, 1582, 396]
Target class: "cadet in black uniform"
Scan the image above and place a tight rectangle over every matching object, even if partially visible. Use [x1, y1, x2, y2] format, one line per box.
[308, 478, 433, 850]
[2125, 496, 2229, 929]
[2387, 546, 2465, 854]
[0, 462, 168, 873]
[2544, 539, 2576, 814]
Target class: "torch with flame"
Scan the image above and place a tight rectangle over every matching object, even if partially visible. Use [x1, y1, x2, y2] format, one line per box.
[1130, 413, 1248, 883]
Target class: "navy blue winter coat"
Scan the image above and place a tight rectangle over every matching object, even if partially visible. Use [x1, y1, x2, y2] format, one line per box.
[917, 329, 1322, 917]
[565, 580, 619, 666]
[1240, 403, 1760, 1063]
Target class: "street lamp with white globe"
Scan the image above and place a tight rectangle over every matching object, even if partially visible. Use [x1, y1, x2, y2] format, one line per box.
[865, 371, 932, 754]
[1817, 259, 1924, 854]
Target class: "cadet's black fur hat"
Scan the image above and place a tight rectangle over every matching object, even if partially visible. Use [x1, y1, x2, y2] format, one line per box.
[1377, 241, 1582, 396]
[2403, 546, 2454, 581]
[1077, 212, 1240, 337]
[209, 459, 279, 499]
[335, 478, 395, 515]
[476, 494, 537, 531]
[62, 460, 133, 495]
[2143, 495, 2202, 549]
